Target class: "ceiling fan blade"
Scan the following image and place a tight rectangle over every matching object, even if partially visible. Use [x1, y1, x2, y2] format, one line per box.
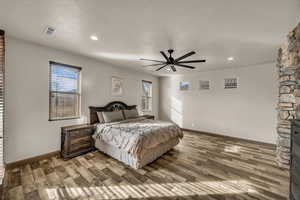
[140, 58, 165, 63]
[156, 64, 168, 71]
[170, 65, 177, 72]
[174, 51, 196, 62]
[160, 51, 170, 62]
[175, 64, 195, 69]
[177, 59, 206, 63]
[143, 63, 166, 67]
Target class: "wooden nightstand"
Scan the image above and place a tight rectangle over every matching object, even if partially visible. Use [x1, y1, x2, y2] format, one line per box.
[141, 115, 155, 120]
[61, 124, 96, 160]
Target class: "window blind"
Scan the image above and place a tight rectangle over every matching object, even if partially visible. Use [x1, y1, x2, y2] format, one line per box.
[199, 80, 210, 90]
[49, 61, 81, 120]
[141, 80, 152, 112]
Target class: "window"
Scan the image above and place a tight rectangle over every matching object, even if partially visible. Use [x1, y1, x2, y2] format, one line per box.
[199, 80, 210, 90]
[180, 81, 189, 91]
[141, 80, 152, 112]
[224, 78, 238, 89]
[49, 61, 81, 120]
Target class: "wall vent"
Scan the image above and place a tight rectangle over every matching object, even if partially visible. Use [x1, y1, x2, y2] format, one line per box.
[45, 26, 56, 36]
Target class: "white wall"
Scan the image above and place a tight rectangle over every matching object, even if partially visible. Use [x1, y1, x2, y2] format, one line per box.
[159, 63, 277, 144]
[5, 37, 159, 163]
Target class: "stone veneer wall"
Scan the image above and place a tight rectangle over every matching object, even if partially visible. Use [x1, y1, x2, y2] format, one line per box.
[277, 23, 300, 168]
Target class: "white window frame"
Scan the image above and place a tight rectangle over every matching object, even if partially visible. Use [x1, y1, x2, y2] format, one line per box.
[141, 80, 152, 112]
[49, 61, 81, 121]
[180, 81, 189, 91]
[199, 80, 210, 90]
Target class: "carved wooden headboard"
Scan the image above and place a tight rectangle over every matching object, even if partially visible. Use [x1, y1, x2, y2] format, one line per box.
[89, 101, 137, 124]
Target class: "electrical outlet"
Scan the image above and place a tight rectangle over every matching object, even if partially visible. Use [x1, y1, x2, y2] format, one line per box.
[191, 123, 195, 127]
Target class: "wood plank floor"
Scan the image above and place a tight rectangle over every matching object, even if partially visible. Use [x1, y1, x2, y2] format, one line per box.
[2, 131, 289, 200]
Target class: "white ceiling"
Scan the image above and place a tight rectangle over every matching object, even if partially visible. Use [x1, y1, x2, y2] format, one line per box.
[0, 0, 299, 76]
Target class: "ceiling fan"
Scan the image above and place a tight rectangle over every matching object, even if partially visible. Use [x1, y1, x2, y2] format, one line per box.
[140, 49, 206, 72]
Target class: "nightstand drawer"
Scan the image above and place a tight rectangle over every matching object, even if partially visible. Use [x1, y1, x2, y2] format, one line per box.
[70, 135, 92, 145]
[70, 129, 93, 138]
[69, 141, 93, 153]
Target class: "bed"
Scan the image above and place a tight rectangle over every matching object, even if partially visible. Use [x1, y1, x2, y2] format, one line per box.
[89, 101, 183, 169]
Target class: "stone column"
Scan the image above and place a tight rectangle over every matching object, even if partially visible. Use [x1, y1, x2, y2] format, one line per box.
[276, 23, 300, 168]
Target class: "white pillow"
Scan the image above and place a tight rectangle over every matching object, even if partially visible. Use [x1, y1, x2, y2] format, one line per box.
[123, 109, 139, 119]
[96, 112, 105, 123]
[102, 111, 124, 123]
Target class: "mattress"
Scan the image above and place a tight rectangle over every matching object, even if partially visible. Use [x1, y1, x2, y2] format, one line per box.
[93, 117, 183, 160]
[94, 137, 180, 169]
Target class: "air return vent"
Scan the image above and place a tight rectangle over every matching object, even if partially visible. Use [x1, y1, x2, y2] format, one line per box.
[44, 26, 56, 36]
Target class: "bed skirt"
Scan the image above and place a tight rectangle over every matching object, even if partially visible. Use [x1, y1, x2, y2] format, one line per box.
[94, 137, 180, 169]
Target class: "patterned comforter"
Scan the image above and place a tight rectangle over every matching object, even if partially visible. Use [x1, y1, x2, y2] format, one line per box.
[94, 117, 183, 159]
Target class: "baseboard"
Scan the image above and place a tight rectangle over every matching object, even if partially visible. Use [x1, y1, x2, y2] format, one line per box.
[182, 128, 276, 149]
[4, 130, 276, 169]
[5, 151, 60, 169]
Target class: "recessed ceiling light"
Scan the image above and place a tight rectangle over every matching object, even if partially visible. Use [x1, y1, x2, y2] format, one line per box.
[227, 57, 234, 61]
[90, 35, 98, 41]
[166, 68, 171, 71]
